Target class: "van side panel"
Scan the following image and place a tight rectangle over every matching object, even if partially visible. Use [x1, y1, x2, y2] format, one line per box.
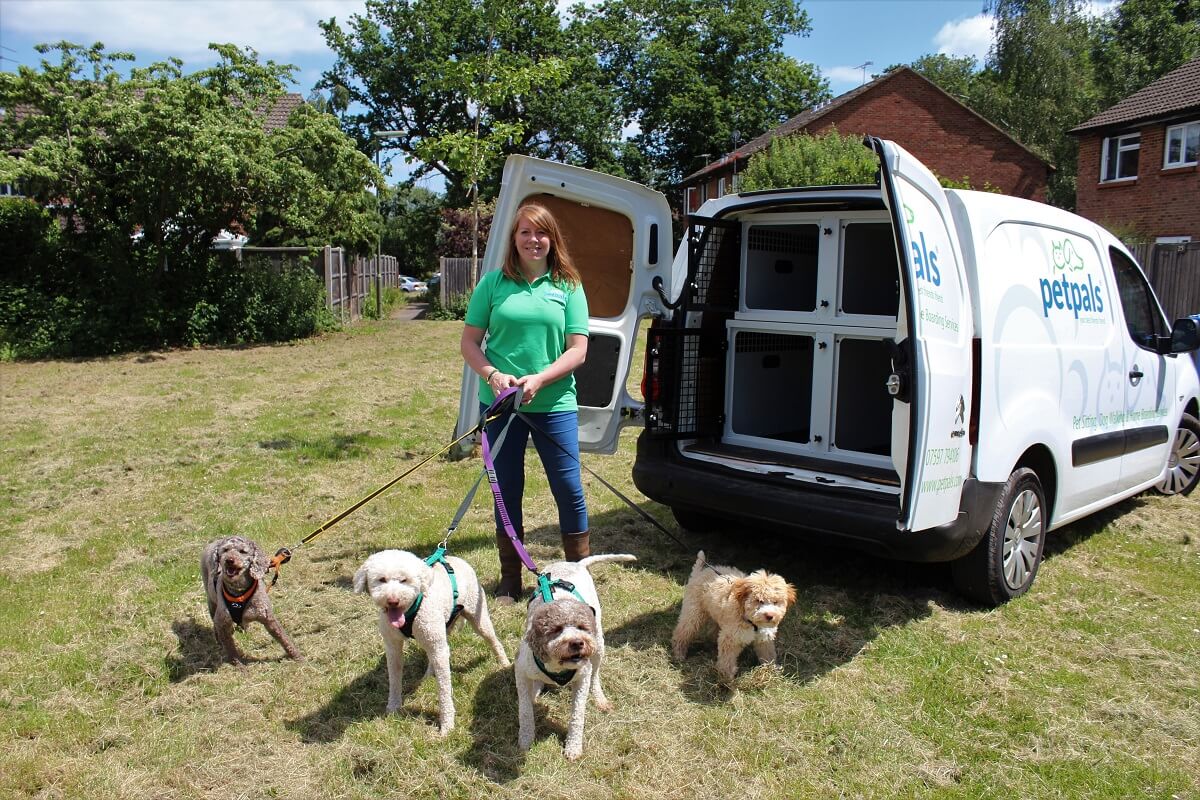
[959, 192, 1127, 515]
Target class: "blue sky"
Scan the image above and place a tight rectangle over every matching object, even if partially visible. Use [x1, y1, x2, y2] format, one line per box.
[0, 0, 996, 190]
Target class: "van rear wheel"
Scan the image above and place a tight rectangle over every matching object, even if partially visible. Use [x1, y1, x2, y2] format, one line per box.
[952, 467, 1046, 607]
[1155, 413, 1200, 496]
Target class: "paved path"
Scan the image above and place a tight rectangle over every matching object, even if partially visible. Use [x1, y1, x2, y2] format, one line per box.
[391, 302, 428, 321]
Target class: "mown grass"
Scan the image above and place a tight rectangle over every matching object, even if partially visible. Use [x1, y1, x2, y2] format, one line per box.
[0, 318, 1197, 800]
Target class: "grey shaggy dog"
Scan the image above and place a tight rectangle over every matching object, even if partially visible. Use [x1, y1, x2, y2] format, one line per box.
[201, 535, 302, 665]
[515, 553, 635, 760]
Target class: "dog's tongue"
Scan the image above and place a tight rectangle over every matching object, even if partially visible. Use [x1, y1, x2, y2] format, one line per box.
[387, 607, 406, 629]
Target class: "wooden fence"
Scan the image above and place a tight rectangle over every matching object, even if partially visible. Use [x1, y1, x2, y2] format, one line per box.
[437, 256, 480, 304]
[1127, 241, 1200, 322]
[237, 246, 399, 321]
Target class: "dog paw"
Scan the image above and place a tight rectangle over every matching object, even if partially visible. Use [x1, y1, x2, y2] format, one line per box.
[594, 698, 613, 713]
[518, 734, 534, 752]
[386, 702, 403, 715]
[564, 745, 583, 761]
[435, 723, 454, 738]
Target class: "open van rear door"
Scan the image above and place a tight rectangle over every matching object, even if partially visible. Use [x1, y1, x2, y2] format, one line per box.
[452, 156, 674, 455]
[871, 138, 973, 532]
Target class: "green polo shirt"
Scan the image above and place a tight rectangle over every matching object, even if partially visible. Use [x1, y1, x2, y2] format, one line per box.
[465, 269, 590, 413]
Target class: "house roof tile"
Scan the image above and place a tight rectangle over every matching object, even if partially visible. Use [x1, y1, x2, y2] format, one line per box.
[1070, 56, 1200, 134]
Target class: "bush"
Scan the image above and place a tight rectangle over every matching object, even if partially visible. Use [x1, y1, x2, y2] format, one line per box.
[426, 290, 472, 321]
[741, 127, 878, 190]
[361, 285, 407, 321]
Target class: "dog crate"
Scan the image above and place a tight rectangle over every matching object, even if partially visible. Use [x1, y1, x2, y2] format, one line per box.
[738, 213, 899, 327]
[724, 321, 894, 468]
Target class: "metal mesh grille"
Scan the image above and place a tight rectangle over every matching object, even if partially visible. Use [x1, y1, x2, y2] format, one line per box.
[734, 331, 811, 354]
[687, 217, 740, 312]
[646, 328, 724, 438]
[747, 226, 818, 256]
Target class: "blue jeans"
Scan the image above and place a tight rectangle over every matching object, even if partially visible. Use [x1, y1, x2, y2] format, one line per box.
[480, 404, 588, 535]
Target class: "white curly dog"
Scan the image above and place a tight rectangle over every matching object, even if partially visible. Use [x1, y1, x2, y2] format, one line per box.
[514, 553, 636, 760]
[354, 548, 509, 735]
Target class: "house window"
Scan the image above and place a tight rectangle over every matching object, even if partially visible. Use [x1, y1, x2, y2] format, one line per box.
[684, 186, 697, 213]
[1101, 133, 1140, 181]
[731, 173, 743, 193]
[718, 177, 726, 196]
[0, 182, 23, 197]
[1164, 121, 1199, 168]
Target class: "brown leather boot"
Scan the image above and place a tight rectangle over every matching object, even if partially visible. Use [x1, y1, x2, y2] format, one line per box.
[495, 527, 525, 606]
[562, 530, 590, 562]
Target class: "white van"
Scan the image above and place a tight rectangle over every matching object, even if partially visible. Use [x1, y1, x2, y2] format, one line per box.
[455, 138, 1200, 606]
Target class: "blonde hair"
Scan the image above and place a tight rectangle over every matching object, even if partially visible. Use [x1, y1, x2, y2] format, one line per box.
[503, 202, 581, 287]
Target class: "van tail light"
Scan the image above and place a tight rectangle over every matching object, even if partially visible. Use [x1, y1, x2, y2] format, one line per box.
[969, 337, 981, 446]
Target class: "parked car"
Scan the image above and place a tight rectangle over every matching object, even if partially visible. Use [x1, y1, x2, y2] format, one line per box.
[454, 139, 1200, 607]
[399, 275, 428, 293]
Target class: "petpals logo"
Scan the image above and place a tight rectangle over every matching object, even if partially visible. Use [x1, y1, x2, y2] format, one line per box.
[1039, 237, 1105, 319]
[904, 204, 941, 287]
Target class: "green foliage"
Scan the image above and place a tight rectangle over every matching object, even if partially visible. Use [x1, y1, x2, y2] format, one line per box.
[740, 128, 878, 190]
[380, 185, 442, 274]
[936, 174, 1003, 192]
[361, 285, 407, 321]
[578, 0, 830, 187]
[1093, 0, 1200, 106]
[320, 0, 830, 198]
[425, 290, 471, 321]
[0, 42, 372, 356]
[320, 0, 595, 204]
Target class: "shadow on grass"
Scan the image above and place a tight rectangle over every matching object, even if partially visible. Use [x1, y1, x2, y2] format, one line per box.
[166, 619, 223, 680]
[461, 666, 568, 782]
[1043, 495, 1138, 559]
[587, 503, 952, 699]
[166, 618, 304, 680]
[257, 431, 382, 461]
[286, 653, 417, 743]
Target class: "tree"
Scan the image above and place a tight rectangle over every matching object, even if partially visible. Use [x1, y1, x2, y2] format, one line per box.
[977, 0, 1102, 208]
[578, 0, 830, 187]
[380, 184, 442, 275]
[739, 128, 877, 190]
[886, 54, 983, 103]
[0, 41, 379, 353]
[319, 0, 617, 204]
[1093, 0, 1200, 105]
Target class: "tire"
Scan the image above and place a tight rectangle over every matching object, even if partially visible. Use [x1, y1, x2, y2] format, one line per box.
[1155, 412, 1200, 496]
[952, 467, 1047, 607]
[671, 506, 720, 533]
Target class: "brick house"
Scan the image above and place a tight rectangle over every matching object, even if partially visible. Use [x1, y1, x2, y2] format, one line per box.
[1070, 56, 1200, 243]
[679, 67, 1052, 215]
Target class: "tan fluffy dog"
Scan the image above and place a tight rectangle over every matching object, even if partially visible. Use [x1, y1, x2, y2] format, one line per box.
[671, 551, 796, 683]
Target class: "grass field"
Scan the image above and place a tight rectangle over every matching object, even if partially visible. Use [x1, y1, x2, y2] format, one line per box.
[1, 318, 1197, 800]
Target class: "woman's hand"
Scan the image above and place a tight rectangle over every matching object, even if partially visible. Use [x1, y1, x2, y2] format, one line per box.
[515, 372, 547, 405]
[487, 370, 515, 395]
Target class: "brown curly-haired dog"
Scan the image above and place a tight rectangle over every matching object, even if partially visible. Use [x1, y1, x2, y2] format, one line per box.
[201, 535, 302, 665]
[671, 550, 795, 683]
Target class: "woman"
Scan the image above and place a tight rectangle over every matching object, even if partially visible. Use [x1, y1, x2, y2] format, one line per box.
[460, 202, 590, 605]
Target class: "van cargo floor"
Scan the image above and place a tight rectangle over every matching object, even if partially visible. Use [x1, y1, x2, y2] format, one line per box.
[681, 441, 901, 487]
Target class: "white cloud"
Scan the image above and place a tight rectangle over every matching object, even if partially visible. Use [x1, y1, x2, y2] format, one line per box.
[825, 65, 869, 85]
[2, 0, 367, 62]
[934, 14, 994, 63]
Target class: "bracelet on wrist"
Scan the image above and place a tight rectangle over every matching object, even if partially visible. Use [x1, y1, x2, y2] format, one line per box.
[485, 367, 498, 382]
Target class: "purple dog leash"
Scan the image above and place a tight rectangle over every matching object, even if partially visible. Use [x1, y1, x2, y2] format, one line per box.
[479, 386, 539, 572]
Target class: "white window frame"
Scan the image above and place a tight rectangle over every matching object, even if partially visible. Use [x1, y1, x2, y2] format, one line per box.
[1156, 235, 1192, 244]
[1163, 120, 1199, 168]
[717, 177, 727, 196]
[731, 172, 743, 193]
[684, 186, 697, 213]
[0, 183, 23, 198]
[1101, 132, 1140, 182]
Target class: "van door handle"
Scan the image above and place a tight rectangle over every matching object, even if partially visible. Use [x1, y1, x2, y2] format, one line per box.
[1129, 366, 1143, 386]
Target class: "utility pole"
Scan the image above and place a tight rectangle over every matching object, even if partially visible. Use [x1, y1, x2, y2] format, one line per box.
[372, 130, 404, 319]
